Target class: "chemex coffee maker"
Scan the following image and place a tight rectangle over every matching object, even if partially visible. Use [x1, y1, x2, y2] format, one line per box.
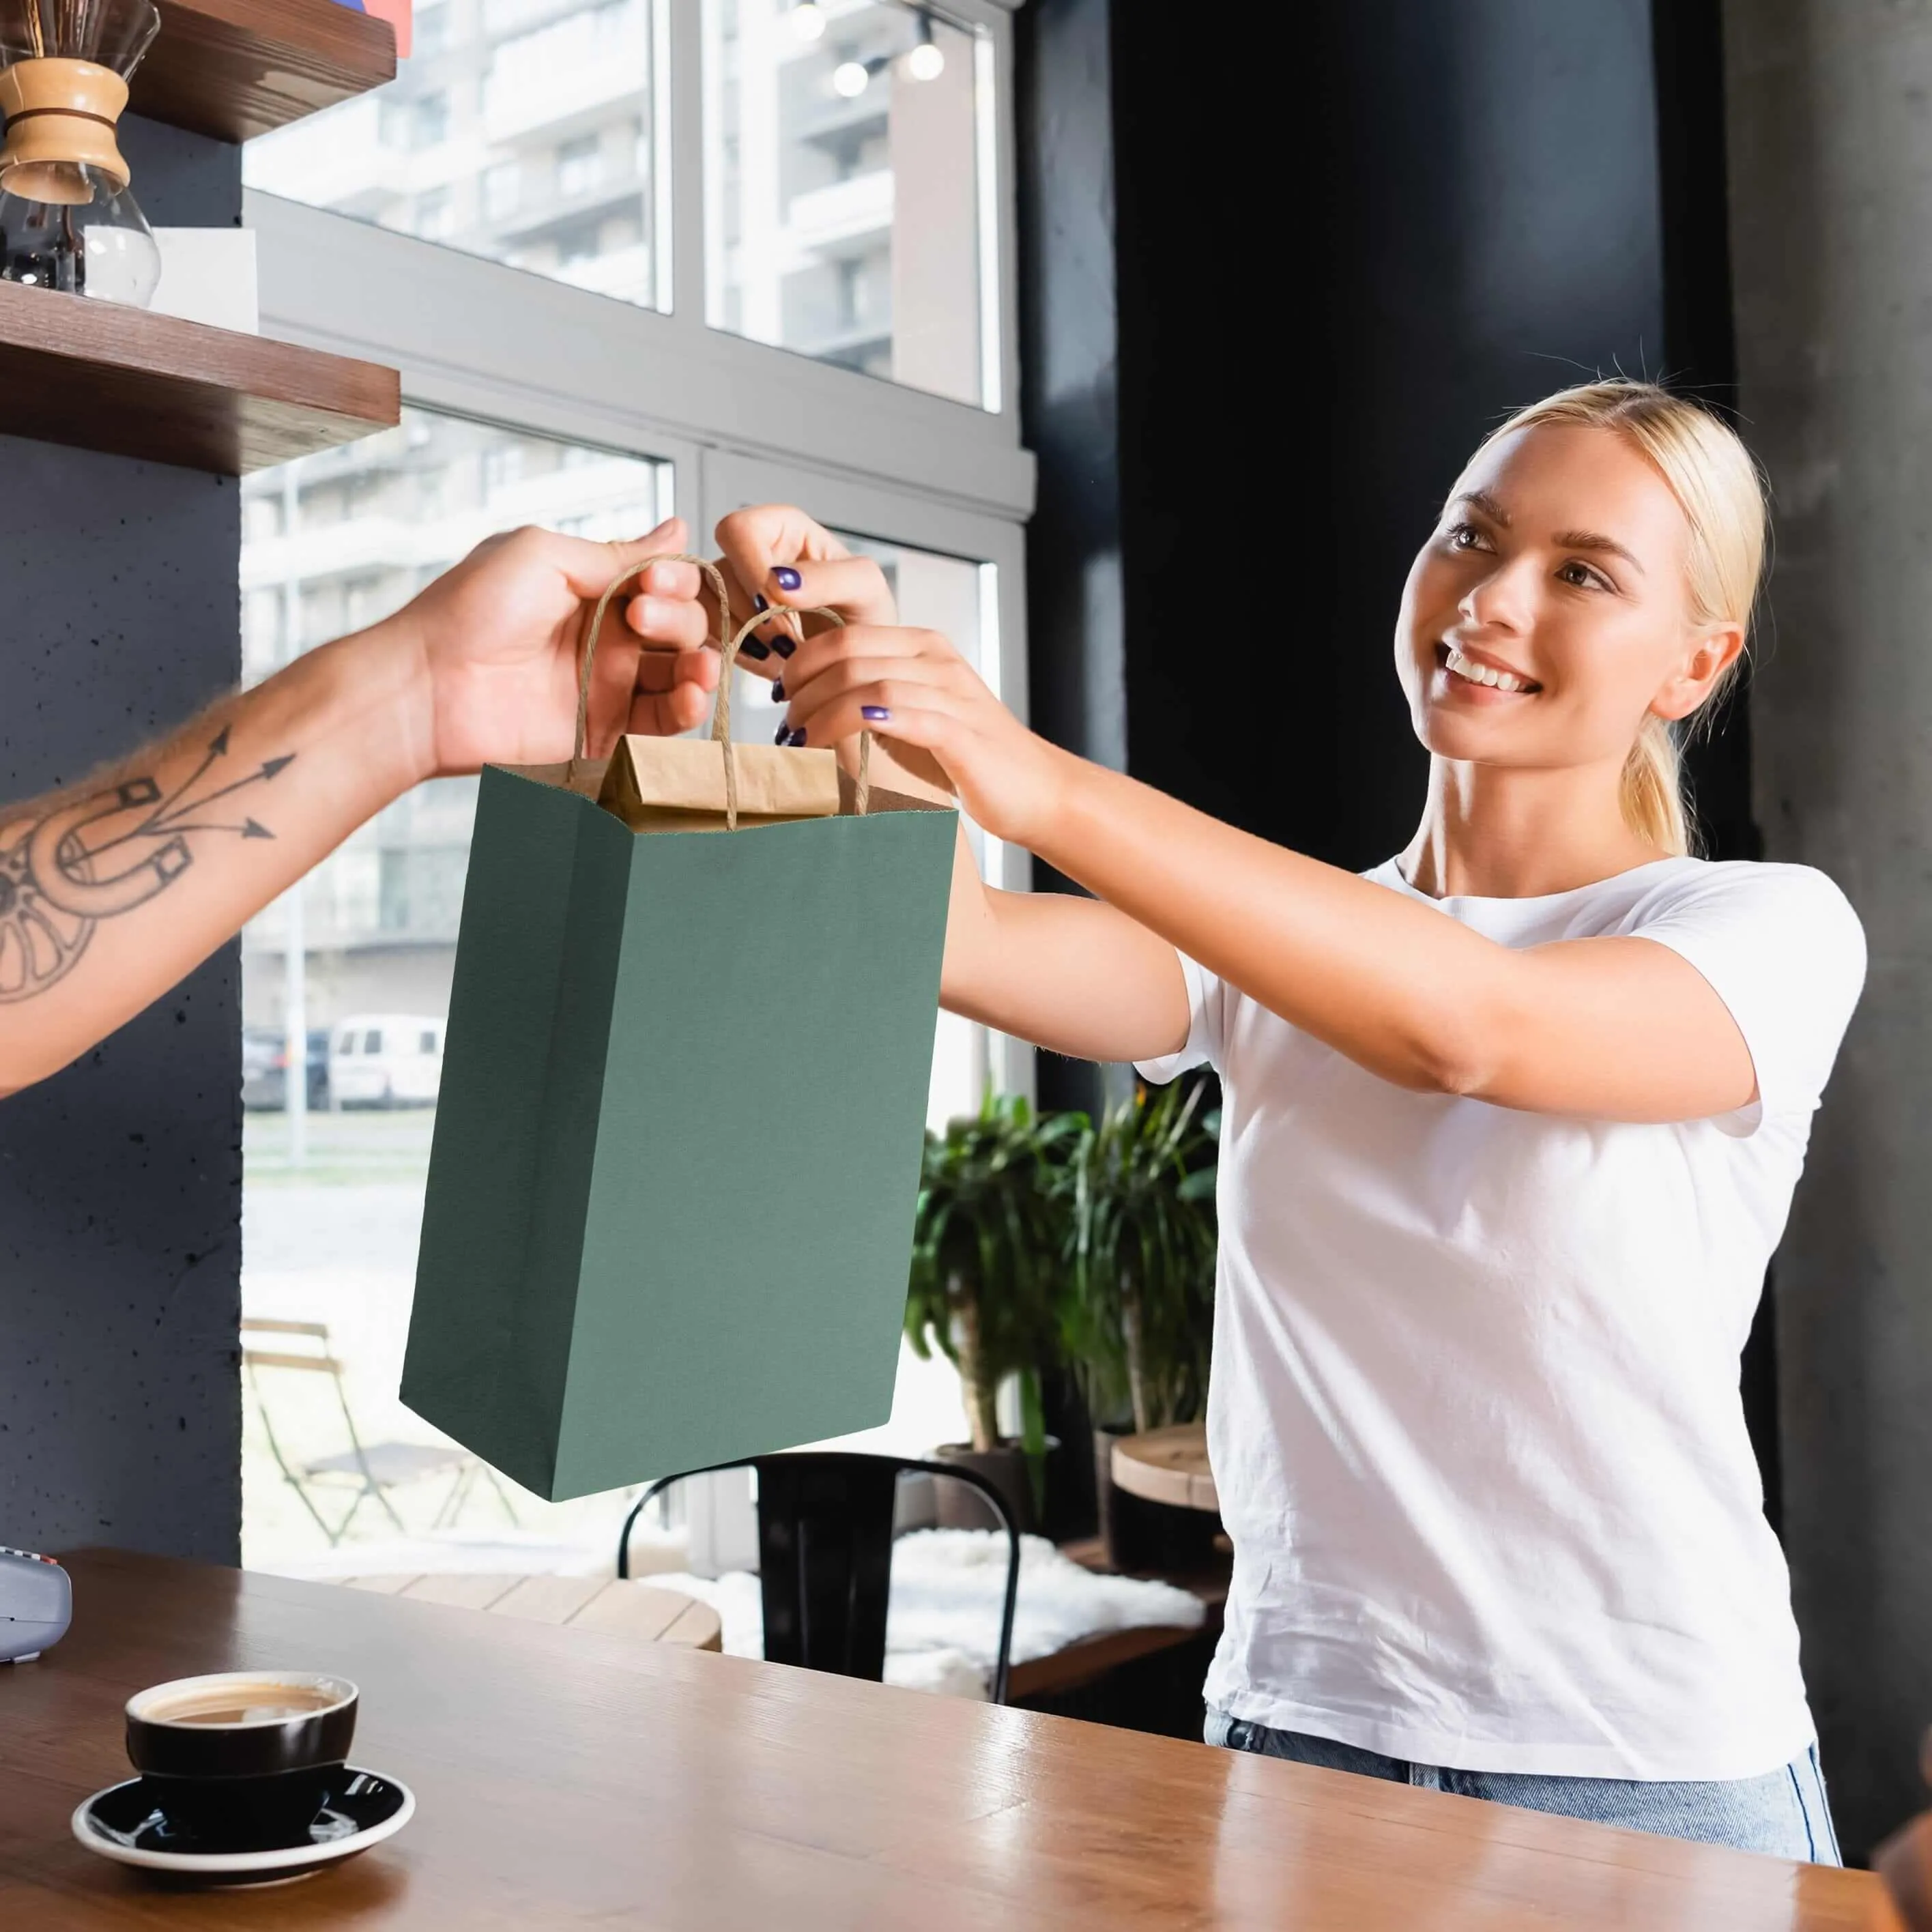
[0, 0, 163, 304]
[1, 1545, 72, 1661]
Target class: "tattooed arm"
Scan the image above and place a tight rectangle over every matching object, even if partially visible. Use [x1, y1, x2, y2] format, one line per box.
[0, 519, 717, 1095]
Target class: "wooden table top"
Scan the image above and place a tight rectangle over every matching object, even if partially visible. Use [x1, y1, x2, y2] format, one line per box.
[0, 1548, 1892, 1931]
[1113, 1421, 1221, 1513]
[337, 1572, 723, 1651]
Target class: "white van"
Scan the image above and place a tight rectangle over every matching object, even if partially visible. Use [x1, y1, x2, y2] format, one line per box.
[329, 1014, 446, 1109]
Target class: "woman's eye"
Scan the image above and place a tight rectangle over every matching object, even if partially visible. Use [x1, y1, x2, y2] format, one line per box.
[1557, 560, 1610, 591]
[1444, 522, 1486, 552]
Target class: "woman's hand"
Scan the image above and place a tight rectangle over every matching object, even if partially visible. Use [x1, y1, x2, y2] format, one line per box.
[708, 503, 1063, 837]
[710, 504, 895, 646]
[776, 619, 1066, 845]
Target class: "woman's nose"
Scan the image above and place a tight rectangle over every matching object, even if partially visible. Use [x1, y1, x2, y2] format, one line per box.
[1460, 558, 1534, 631]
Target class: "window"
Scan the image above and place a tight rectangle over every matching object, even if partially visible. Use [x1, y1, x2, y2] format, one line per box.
[415, 188, 455, 240]
[240, 0, 1027, 1574]
[483, 162, 521, 222]
[246, 0, 669, 311]
[703, 0, 995, 406]
[557, 133, 604, 197]
[380, 90, 450, 152]
[240, 412, 674, 1570]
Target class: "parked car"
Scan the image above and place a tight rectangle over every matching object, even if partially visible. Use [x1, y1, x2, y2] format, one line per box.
[330, 1014, 446, 1110]
[241, 1028, 332, 1111]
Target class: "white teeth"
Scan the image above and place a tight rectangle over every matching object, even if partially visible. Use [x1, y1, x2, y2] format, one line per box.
[1445, 645, 1531, 693]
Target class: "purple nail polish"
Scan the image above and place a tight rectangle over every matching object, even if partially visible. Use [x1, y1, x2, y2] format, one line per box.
[775, 566, 802, 592]
[753, 592, 768, 612]
[861, 706, 891, 723]
[770, 677, 785, 702]
[740, 637, 771, 662]
[788, 726, 809, 747]
[772, 635, 796, 659]
[774, 722, 790, 745]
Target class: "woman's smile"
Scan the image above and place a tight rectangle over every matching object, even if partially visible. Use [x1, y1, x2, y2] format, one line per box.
[1437, 641, 1542, 700]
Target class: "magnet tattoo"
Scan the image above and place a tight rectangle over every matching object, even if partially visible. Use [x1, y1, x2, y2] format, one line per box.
[0, 724, 293, 1002]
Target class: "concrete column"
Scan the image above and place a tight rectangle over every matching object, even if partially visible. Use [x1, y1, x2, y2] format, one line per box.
[0, 117, 243, 1563]
[1724, 0, 1932, 1856]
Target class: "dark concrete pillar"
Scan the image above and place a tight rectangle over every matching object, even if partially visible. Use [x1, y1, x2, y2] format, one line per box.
[1724, 0, 1932, 1856]
[0, 117, 244, 1563]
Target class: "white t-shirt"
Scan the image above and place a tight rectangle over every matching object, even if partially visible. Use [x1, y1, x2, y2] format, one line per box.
[1138, 856, 1866, 1780]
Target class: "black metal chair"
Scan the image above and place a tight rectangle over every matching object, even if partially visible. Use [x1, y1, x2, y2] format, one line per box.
[617, 1453, 1023, 1705]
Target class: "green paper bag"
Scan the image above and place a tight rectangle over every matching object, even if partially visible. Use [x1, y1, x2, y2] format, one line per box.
[400, 563, 956, 1501]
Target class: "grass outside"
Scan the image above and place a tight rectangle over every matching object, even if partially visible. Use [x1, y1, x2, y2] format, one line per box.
[244, 1106, 439, 1188]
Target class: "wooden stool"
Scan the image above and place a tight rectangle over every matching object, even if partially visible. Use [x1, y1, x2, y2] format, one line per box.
[1111, 1422, 1219, 1514]
[340, 1573, 723, 1650]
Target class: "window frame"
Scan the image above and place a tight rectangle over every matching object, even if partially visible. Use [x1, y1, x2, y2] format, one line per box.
[245, 0, 1033, 522]
[244, 0, 1035, 1102]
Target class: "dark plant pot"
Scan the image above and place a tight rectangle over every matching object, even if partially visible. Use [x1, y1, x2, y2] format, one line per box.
[932, 1440, 1055, 1536]
[1094, 1426, 1225, 1576]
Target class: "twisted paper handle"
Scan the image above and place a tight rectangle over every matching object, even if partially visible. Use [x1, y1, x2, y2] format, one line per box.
[721, 607, 871, 824]
[571, 553, 873, 830]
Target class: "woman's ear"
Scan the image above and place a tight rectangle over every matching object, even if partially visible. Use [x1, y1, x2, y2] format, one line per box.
[1650, 622, 1746, 723]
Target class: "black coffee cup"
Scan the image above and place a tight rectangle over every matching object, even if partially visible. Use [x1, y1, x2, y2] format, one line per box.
[124, 1671, 358, 1850]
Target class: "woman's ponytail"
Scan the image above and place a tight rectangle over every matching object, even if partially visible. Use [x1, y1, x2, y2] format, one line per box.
[1620, 715, 1689, 858]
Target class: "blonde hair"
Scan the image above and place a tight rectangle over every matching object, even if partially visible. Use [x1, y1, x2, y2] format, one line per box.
[1458, 380, 1767, 856]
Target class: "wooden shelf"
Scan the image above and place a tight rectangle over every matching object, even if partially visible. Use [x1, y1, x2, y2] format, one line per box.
[132, 0, 397, 144]
[0, 283, 399, 474]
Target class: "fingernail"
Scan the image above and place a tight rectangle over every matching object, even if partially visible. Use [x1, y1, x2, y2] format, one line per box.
[770, 677, 785, 702]
[774, 567, 802, 592]
[774, 722, 790, 745]
[861, 706, 891, 723]
[773, 635, 796, 659]
[753, 593, 768, 611]
[788, 727, 809, 747]
[740, 637, 771, 661]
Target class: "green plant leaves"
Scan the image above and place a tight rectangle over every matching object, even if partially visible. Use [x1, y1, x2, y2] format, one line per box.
[904, 1089, 1084, 1450]
[905, 1079, 1218, 1454]
[1065, 1080, 1219, 1433]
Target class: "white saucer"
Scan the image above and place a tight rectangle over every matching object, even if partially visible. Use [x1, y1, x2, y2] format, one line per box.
[73, 1766, 414, 1886]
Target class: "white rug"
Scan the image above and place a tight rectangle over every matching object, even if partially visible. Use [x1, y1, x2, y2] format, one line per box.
[647, 1528, 1205, 1701]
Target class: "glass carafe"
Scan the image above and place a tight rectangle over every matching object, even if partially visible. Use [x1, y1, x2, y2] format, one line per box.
[0, 0, 162, 304]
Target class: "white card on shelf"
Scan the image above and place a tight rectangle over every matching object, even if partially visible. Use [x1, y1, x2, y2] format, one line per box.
[147, 229, 259, 334]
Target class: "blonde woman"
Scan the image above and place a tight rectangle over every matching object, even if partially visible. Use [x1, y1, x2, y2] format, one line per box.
[718, 381, 1864, 1859]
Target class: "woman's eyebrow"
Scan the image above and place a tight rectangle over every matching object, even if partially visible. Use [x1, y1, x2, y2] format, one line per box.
[1452, 489, 1510, 525]
[1552, 530, 1646, 575]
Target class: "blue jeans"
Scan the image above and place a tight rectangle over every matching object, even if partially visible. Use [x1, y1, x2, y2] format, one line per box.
[1204, 1708, 1841, 1864]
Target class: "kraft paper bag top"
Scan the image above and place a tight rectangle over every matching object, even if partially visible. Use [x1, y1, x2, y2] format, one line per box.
[401, 559, 957, 1501]
[599, 732, 841, 833]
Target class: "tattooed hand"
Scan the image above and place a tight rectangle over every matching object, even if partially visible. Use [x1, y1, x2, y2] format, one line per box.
[0, 515, 725, 1086]
[384, 516, 720, 781]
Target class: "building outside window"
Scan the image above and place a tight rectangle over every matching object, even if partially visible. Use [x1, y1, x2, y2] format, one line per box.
[238, 0, 1031, 1576]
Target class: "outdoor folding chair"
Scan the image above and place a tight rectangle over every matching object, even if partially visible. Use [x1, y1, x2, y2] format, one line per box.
[242, 1316, 517, 1546]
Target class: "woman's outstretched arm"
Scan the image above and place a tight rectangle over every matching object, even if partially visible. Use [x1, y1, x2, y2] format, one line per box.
[0, 522, 718, 1096]
[765, 596, 1763, 1125]
[939, 828, 1190, 1063]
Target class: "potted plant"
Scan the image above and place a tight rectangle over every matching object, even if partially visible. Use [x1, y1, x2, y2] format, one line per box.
[905, 1091, 1082, 1532]
[1065, 1079, 1219, 1570]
